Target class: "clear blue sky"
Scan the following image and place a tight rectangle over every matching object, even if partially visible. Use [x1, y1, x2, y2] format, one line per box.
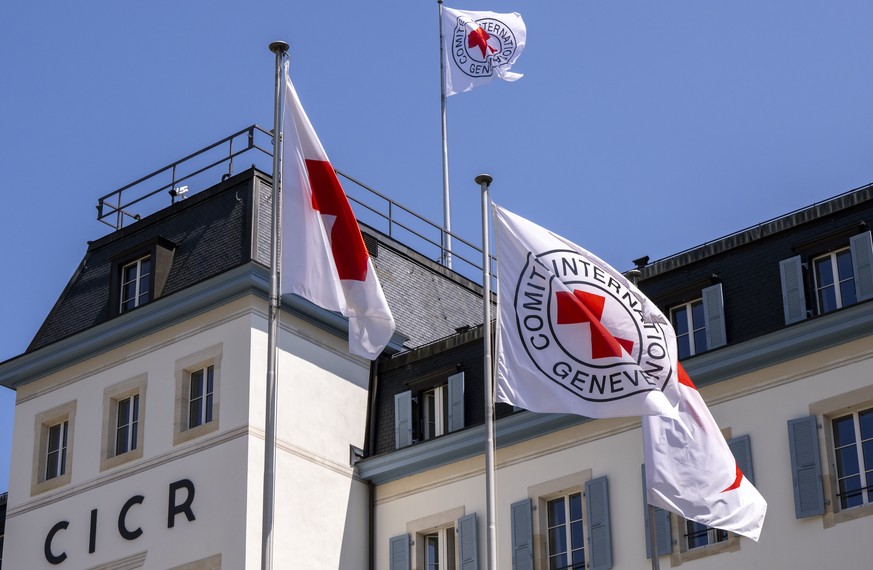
[3, 0, 873, 492]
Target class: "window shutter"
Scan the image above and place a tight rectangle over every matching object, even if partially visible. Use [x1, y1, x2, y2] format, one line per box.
[509, 498, 533, 570]
[585, 476, 613, 570]
[787, 416, 825, 518]
[394, 391, 412, 449]
[701, 283, 727, 350]
[641, 465, 672, 558]
[850, 230, 873, 302]
[779, 256, 808, 324]
[389, 534, 410, 570]
[448, 371, 465, 433]
[457, 512, 478, 570]
[727, 434, 755, 486]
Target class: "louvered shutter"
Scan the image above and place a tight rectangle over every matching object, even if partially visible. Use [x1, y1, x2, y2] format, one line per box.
[702, 283, 727, 350]
[457, 512, 478, 570]
[641, 465, 672, 558]
[850, 230, 873, 302]
[389, 534, 410, 570]
[394, 391, 412, 449]
[510, 498, 533, 570]
[787, 416, 825, 518]
[586, 476, 612, 570]
[448, 372, 465, 433]
[727, 434, 755, 485]
[779, 256, 808, 324]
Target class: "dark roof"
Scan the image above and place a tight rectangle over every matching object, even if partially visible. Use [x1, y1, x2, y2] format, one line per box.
[25, 168, 486, 357]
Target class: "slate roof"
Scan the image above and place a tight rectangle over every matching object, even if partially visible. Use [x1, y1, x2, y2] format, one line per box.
[25, 168, 487, 356]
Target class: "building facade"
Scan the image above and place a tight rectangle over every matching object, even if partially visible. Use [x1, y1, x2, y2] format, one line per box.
[2, 130, 873, 569]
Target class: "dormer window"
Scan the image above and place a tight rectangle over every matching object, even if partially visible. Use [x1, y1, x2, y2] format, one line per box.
[109, 238, 175, 318]
[120, 255, 152, 313]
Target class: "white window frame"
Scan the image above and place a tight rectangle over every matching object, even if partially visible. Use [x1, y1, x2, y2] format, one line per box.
[119, 255, 152, 313]
[529, 469, 592, 570]
[174, 344, 222, 446]
[31, 401, 76, 496]
[813, 248, 856, 314]
[407, 507, 465, 570]
[546, 492, 585, 570]
[830, 407, 873, 511]
[423, 526, 456, 570]
[101, 375, 147, 471]
[422, 384, 448, 441]
[670, 299, 706, 359]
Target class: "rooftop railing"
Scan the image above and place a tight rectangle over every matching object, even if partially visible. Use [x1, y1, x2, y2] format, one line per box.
[95, 125, 490, 283]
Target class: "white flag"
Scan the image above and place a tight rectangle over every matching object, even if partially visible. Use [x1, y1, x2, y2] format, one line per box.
[441, 6, 526, 96]
[643, 364, 767, 541]
[493, 204, 680, 419]
[281, 64, 395, 359]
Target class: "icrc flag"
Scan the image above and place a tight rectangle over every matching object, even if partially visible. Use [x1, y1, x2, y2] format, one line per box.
[281, 64, 395, 359]
[493, 204, 680, 419]
[643, 364, 767, 541]
[442, 6, 526, 96]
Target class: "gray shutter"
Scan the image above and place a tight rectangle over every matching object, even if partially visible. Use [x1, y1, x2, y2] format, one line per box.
[702, 283, 727, 350]
[394, 391, 412, 449]
[727, 434, 755, 486]
[448, 372, 465, 433]
[457, 512, 478, 570]
[787, 416, 825, 518]
[779, 256, 808, 324]
[850, 230, 873, 302]
[510, 498, 533, 570]
[641, 465, 672, 558]
[585, 476, 612, 570]
[389, 534, 410, 570]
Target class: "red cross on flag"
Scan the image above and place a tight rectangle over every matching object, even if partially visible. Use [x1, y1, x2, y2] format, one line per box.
[441, 6, 526, 96]
[493, 203, 680, 419]
[281, 64, 395, 359]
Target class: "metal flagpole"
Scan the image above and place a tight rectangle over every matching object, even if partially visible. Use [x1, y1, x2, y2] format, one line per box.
[476, 173, 497, 570]
[647, 504, 661, 570]
[438, 0, 452, 268]
[262, 39, 288, 570]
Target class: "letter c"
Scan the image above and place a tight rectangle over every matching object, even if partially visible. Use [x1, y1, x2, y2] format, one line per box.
[44, 520, 69, 565]
[118, 495, 145, 540]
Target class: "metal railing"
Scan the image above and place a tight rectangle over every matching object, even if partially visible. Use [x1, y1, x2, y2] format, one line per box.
[95, 125, 491, 283]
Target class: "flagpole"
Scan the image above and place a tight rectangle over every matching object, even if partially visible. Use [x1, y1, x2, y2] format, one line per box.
[262, 39, 288, 570]
[438, 0, 452, 268]
[476, 173, 497, 570]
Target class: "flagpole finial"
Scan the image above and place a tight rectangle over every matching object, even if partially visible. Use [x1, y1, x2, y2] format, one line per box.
[475, 174, 493, 188]
[269, 41, 289, 54]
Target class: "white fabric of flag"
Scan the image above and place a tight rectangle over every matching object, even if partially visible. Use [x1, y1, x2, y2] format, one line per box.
[643, 364, 767, 541]
[281, 63, 395, 359]
[442, 6, 526, 96]
[493, 204, 680, 420]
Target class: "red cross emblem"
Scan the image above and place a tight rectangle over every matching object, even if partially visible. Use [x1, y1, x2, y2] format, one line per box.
[555, 290, 635, 359]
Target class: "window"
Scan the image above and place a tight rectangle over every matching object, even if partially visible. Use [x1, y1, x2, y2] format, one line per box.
[519, 470, 612, 570]
[120, 255, 151, 313]
[813, 249, 857, 314]
[684, 520, 727, 549]
[101, 375, 147, 471]
[831, 408, 873, 510]
[31, 401, 76, 495]
[546, 493, 585, 570]
[45, 420, 69, 481]
[174, 345, 222, 445]
[188, 365, 214, 429]
[671, 300, 706, 360]
[394, 372, 464, 449]
[780, 230, 873, 324]
[424, 527, 456, 570]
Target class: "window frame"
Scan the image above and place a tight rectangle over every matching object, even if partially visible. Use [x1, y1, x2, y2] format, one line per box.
[546, 492, 585, 570]
[101, 375, 147, 471]
[119, 254, 152, 314]
[829, 407, 873, 510]
[109, 237, 176, 318]
[31, 401, 77, 496]
[670, 298, 707, 360]
[528, 469, 594, 570]
[406, 506, 466, 570]
[812, 248, 857, 314]
[174, 345, 222, 446]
